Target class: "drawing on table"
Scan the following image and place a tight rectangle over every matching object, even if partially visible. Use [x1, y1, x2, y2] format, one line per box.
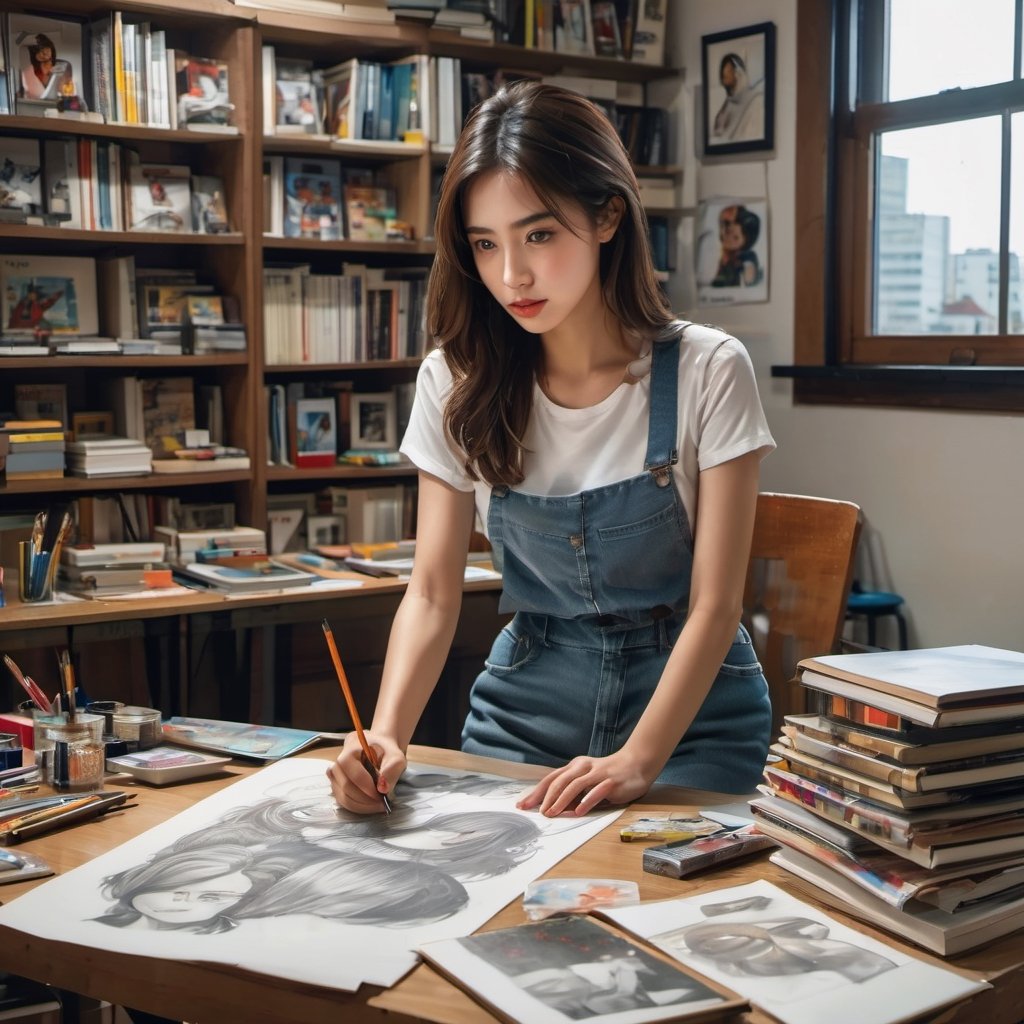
[0, 760, 620, 992]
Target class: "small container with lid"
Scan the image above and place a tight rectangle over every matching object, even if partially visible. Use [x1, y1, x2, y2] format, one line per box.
[110, 706, 162, 750]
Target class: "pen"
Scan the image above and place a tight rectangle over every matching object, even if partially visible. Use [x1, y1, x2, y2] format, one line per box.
[1, 792, 132, 842]
[321, 618, 392, 814]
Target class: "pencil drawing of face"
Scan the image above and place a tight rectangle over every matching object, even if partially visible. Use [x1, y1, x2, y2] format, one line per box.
[92, 770, 558, 932]
[652, 895, 897, 983]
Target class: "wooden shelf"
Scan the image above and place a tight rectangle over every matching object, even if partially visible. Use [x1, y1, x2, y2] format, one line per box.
[263, 135, 425, 160]
[0, 115, 243, 144]
[264, 358, 420, 374]
[266, 465, 416, 482]
[0, 225, 245, 246]
[0, 354, 249, 370]
[1, 471, 252, 495]
[261, 236, 435, 255]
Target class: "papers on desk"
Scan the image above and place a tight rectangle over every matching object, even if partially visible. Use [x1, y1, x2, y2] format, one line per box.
[0, 759, 620, 993]
[602, 880, 988, 1024]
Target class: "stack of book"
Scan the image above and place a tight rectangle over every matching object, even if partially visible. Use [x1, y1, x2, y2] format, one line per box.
[752, 644, 1024, 955]
[154, 524, 267, 565]
[0, 419, 66, 481]
[58, 541, 169, 597]
[65, 436, 152, 477]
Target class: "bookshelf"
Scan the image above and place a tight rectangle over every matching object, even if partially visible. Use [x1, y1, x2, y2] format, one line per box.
[0, 0, 680, 551]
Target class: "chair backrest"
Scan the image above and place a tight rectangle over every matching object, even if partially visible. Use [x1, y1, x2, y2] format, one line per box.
[742, 492, 862, 740]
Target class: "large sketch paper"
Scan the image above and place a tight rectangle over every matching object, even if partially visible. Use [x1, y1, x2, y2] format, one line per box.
[0, 759, 621, 992]
[603, 880, 987, 1024]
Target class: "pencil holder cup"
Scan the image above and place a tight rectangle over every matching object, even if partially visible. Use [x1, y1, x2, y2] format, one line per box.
[34, 712, 105, 791]
[18, 538, 64, 603]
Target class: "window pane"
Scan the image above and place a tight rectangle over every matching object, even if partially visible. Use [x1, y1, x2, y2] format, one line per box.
[875, 120, 1001, 335]
[887, 0, 1016, 101]
[1012, 113, 1024, 334]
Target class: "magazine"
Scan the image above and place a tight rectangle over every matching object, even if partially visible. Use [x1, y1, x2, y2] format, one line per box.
[161, 716, 344, 761]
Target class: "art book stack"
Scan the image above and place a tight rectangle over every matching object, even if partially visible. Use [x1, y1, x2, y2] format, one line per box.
[752, 644, 1024, 955]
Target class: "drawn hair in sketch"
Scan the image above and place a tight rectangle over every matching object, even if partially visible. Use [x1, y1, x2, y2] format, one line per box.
[656, 916, 897, 983]
[175, 796, 546, 882]
[306, 811, 544, 881]
[94, 843, 469, 934]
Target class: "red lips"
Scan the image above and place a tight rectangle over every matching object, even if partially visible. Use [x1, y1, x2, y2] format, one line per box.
[508, 300, 547, 318]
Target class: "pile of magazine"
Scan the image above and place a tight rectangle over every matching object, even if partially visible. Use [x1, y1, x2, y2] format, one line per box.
[752, 644, 1024, 955]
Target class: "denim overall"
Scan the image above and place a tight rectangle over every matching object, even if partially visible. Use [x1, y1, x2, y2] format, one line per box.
[461, 326, 772, 792]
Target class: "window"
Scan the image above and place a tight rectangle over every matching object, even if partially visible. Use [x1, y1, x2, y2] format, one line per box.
[782, 0, 1024, 411]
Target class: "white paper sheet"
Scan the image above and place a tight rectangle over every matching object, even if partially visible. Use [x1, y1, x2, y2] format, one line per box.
[603, 880, 987, 1024]
[0, 759, 620, 991]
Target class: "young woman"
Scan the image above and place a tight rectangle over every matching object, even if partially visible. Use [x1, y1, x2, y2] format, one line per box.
[328, 81, 774, 817]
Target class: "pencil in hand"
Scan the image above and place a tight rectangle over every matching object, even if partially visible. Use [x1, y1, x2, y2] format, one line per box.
[321, 619, 392, 814]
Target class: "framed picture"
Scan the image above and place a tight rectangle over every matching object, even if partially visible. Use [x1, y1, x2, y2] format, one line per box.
[350, 392, 397, 451]
[9, 13, 84, 106]
[293, 396, 336, 468]
[0, 253, 98, 336]
[701, 21, 775, 156]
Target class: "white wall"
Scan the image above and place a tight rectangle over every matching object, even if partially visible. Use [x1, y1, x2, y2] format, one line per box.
[667, 0, 1024, 650]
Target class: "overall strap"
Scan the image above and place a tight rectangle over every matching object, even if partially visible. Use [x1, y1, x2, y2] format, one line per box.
[643, 323, 684, 486]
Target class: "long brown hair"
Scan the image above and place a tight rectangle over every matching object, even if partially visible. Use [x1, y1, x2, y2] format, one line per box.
[428, 81, 674, 486]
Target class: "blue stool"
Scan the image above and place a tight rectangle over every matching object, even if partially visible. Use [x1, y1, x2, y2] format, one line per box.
[846, 584, 908, 650]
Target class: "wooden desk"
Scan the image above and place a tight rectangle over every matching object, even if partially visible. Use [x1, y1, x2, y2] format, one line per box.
[0, 746, 1019, 1024]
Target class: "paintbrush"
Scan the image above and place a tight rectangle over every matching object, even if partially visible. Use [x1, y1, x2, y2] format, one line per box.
[3, 654, 53, 713]
[321, 618, 391, 814]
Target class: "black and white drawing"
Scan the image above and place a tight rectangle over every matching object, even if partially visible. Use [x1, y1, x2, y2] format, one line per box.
[0, 759, 618, 992]
[603, 880, 987, 1024]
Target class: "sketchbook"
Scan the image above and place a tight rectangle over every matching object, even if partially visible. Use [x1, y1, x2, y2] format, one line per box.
[161, 717, 343, 761]
[420, 914, 747, 1024]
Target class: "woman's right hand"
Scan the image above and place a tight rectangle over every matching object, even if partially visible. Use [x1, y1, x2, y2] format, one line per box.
[326, 731, 406, 814]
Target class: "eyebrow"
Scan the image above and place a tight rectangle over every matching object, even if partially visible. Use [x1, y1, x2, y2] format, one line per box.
[464, 211, 556, 235]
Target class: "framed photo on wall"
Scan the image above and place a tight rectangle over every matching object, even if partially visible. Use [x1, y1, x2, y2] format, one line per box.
[701, 21, 775, 156]
[350, 392, 397, 451]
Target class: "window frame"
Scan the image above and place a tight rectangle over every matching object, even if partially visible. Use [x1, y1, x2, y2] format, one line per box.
[778, 0, 1024, 412]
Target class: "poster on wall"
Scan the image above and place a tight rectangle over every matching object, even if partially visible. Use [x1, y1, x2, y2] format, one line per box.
[695, 198, 769, 305]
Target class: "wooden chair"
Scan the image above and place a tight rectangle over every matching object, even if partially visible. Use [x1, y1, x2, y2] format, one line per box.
[742, 492, 862, 740]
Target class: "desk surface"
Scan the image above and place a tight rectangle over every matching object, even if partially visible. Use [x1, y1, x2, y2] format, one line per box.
[0, 746, 1020, 1024]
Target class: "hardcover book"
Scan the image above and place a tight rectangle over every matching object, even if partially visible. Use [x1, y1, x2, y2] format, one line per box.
[799, 645, 1024, 708]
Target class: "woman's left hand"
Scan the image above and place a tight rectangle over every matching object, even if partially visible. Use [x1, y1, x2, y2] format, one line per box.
[516, 750, 654, 817]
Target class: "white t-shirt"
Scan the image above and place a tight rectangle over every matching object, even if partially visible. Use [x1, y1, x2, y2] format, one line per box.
[400, 322, 775, 536]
